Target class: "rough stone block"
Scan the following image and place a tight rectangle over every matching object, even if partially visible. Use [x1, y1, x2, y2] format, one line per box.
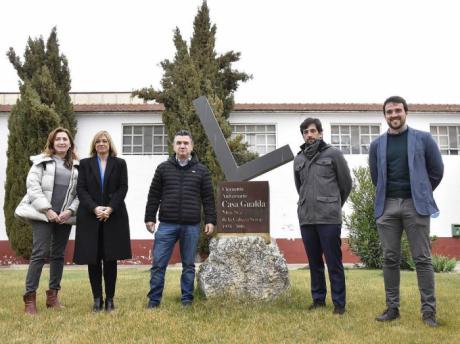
[197, 236, 290, 300]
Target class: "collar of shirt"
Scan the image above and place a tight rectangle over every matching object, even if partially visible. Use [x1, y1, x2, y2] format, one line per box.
[176, 156, 191, 167]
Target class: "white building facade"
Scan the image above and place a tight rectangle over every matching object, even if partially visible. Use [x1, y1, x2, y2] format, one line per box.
[0, 93, 459, 264]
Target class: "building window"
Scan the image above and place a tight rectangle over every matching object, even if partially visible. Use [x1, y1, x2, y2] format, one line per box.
[122, 125, 168, 155]
[331, 124, 380, 154]
[430, 125, 460, 155]
[231, 124, 276, 155]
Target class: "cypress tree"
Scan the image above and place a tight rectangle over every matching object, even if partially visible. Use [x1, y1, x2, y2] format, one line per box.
[189, 2, 250, 121]
[133, 1, 256, 175]
[44, 29, 76, 135]
[133, 1, 256, 252]
[4, 27, 75, 258]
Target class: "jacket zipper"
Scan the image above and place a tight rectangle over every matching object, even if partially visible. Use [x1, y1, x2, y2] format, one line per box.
[178, 168, 184, 223]
[61, 165, 75, 213]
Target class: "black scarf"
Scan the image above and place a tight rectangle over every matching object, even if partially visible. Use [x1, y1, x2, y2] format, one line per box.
[303, 139, 324, 160]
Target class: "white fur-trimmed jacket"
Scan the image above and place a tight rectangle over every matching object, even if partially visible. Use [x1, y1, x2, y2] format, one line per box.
[26, 154, 79, 217]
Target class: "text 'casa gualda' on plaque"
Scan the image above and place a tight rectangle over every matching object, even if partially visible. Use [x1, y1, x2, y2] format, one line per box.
[217, 181, 269, 234]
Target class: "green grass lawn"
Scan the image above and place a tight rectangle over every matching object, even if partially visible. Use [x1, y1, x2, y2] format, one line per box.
[0, 267, 459, 343]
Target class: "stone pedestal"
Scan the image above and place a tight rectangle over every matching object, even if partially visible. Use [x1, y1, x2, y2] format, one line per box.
[197, 236, 290, 300]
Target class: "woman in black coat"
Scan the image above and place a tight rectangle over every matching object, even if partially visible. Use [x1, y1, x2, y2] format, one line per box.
[74, 130, 131, 312]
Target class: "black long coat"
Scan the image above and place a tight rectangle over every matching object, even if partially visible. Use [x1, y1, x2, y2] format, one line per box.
[73, 156, 132, 264]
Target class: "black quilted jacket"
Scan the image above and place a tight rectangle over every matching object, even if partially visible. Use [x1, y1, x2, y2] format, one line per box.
[144, 154, 216, 225]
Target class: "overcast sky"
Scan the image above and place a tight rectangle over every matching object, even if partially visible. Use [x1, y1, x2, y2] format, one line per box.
[1, 0, 460, 104]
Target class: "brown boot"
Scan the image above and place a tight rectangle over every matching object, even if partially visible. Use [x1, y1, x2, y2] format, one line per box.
[23, 292, 37, 315]
[46, 289, 63, 309]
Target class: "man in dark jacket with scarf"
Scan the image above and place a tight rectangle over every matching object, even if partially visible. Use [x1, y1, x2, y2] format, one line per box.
[145, 130, 216, 308]
[294, 118, 352, 315]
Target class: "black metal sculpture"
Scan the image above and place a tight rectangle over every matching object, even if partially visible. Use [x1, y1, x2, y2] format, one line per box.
[193, 96, 294, 181]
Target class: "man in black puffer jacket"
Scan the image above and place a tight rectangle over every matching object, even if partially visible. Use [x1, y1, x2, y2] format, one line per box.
[145, 130, 216, 308]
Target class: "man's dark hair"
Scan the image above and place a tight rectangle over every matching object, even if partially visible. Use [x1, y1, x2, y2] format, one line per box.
[299, 118, 323, 134]
[174, 129, 193, 142]
[383, 96, 408, 114]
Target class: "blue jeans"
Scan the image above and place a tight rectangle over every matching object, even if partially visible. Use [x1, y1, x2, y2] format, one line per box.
[147, 222, 200, 305]
[300, 224, 346, 308]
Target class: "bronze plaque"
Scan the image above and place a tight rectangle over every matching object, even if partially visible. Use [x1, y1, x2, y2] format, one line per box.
[217, 181, 269, 234]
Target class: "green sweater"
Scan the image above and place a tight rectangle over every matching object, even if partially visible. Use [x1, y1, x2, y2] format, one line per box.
[386, 130, 412, 199]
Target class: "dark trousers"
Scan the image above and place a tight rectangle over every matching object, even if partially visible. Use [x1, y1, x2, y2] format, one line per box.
[25, 221, 71, 294]
[300, 224, 346, 308]
[88, 222, 117, 299]
[88, 260, 117, 299]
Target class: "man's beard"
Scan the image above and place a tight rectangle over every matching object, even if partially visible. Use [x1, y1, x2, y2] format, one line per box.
[388, 118, 405, 130]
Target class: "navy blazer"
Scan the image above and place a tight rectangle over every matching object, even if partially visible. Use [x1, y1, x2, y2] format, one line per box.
[369, 127, 444, 218]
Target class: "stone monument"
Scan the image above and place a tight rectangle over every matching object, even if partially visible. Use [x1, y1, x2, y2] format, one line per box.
[197, 236, 290, 300]
[193, 96, 294, 300]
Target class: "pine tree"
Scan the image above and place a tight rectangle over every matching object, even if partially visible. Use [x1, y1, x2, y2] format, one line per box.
[133, 1, 256, 252]
[4, 27, 75, 258]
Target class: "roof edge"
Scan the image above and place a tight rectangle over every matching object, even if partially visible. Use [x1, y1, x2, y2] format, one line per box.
[2, 103, 460, 113]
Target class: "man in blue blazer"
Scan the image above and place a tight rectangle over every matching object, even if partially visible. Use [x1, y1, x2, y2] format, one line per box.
[369, 96, 443, 327]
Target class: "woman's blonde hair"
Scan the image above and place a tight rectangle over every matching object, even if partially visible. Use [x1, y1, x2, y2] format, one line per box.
[89, 130, 118, 157]
[43, 127, 78, 168]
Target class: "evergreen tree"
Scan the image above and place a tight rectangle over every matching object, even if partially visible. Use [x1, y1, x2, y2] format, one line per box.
[7, 27, 76, 136]
[133, 1, 256, 252]
[344, 166, 419, 269]
[4, 28, 75, 258]
[133, 0, 256, 183]
[44, 29, 75, 134]
[344, 167, 382, 269]
[189, 2, 250, 120]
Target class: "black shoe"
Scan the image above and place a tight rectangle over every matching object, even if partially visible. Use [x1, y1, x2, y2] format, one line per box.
[92, 298, 103, 312]
[333, 306, 346, 315]
[182, 301, 193, 307]
[422, 311, 438, 327]
[105, 298, 115, 312]
[376, 308, 400, 322]
[147, 302, 159, 309]
[308, 301, 326, 310]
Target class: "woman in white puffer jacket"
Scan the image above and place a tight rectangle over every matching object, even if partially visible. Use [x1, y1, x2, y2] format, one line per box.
[22, 127, 79, 315]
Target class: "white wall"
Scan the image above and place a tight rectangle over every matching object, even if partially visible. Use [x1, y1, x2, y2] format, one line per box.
[231, 110, 460, 239]
[74, 112, 165, 240]
[1, 110, 459, 241]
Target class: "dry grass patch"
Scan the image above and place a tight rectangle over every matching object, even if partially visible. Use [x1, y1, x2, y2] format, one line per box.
[0, 268, 459, 343]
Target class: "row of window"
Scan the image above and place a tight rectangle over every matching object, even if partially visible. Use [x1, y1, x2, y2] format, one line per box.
[430, 126, 460, 155]
[122, 124, 277, 156]
[122, 124, 460, 156]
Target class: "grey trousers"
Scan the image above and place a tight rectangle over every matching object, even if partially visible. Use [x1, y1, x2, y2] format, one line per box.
[376, 198, 435, 314]
[25, 221, 71, 294]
